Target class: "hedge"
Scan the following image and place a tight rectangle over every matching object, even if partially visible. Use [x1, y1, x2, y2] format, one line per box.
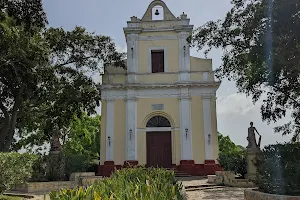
[218, 150, 247, 178]
[49, 167, 185, 200]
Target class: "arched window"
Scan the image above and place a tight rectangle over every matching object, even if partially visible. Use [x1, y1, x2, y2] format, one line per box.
[146, 116, 171, 127]
[152, 5, 164, 20]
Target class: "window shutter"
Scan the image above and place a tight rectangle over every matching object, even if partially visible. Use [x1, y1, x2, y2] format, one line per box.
[151, 50, 164, 73]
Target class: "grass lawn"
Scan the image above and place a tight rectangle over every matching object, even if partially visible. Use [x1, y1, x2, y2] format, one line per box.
[0, 195, 22, 200]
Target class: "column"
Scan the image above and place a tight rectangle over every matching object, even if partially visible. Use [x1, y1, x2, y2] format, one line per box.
[106, 99, 115, 161]
[126, 90, 137, 161]
[202, 96, 214, 160]
[178, 32, 191, 82]
[126, 34, 139, 83]
[179, 88, 193, 160]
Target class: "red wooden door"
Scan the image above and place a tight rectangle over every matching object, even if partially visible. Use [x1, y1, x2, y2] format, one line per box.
[146, 132, 172, 168]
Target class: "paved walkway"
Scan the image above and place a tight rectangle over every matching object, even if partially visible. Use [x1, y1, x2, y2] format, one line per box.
[178, 176, 245, 200]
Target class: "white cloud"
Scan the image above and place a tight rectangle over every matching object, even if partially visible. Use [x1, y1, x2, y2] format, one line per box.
[217, 93, 257, 116]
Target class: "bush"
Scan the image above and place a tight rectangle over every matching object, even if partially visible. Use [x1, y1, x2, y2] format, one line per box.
[255, 143, 300, 196]
[64, 154, 93, 177]
[218, 150, 247, 178]
[0, 153, 37, 193]
[49, 167, 184, 200]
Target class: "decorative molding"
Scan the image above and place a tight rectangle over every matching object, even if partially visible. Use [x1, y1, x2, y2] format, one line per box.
[139, 35, 178, 41]
[148, 47, 168, 73]
[137, 127, 180, 132]
[100, 82, 220, 91]
[101, 87, 217, 100]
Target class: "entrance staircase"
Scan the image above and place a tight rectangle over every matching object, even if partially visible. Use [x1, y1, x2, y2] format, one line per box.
[167, 168, 191, 177]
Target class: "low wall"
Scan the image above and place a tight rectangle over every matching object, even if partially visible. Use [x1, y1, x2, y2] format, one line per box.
[245, 189, 300, 200]
[69, 172, 95, 181]
[80, 176, 103, 187]
[12, 181, 75, 193]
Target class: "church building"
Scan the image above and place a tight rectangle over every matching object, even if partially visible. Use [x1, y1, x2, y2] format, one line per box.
[98, 0, 221, 177]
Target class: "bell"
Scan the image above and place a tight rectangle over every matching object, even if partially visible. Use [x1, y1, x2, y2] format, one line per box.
[155, 9, 160, 15]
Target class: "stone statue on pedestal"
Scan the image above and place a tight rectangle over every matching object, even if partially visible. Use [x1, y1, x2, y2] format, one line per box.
[47, 128, 65, 181]
[50, 129, 62, 153]
[246, 122, 262, 181]
[247, 122, 261, 149]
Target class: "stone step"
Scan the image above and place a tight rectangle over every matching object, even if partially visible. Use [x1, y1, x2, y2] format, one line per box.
[185, 185, 225, 192]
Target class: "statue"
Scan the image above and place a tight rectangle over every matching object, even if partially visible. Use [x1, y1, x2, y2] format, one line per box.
[50, 129, 62, 153]
[246, 122, 261, 149]
[246, 122, 262, 181]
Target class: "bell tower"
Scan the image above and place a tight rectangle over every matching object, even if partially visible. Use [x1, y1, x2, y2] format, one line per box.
[124, 0, 194, 83]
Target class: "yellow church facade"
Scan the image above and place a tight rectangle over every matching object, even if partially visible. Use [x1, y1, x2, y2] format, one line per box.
[98, 0, 221, 177]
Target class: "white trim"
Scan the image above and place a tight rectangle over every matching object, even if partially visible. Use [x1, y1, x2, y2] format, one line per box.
[148, 47, 168, 73]
[202, 96, 214, 160]
[139, 35, 178, 41]
[101, 87, 217, 100]
[203, 72, 209, 81]
[106, 99, 114, 161]
[137, 127, 180, 132]
[126, 90, 137, 160]
[178, 32, 191, 82]
[179, 88, 193, 160]
[109, 70, 212, 76]
[126, 33, 138, 83]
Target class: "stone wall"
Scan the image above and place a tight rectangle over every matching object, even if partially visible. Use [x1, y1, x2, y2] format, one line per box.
[244, 190, 300, 200]
[12, 181, 75, 193]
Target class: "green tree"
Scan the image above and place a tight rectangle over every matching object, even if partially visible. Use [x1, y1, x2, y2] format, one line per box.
[190, 0, 300, 141]
[218, 133, 246, 177]
[218, 132, 242, 154]
[0, 1, 125, 152]
[63, 113, 101, 158]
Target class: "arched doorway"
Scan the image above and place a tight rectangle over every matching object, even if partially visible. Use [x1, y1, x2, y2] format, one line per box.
[146, 115, 172, 168]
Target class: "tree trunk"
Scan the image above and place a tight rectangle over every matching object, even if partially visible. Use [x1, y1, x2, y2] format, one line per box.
[0, 103, 10, 151]
[2, 87, 23, 152]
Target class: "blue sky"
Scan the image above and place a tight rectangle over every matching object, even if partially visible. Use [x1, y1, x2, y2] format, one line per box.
[43, 0, 292, 147]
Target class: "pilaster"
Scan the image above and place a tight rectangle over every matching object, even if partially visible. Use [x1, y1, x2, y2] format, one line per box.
[178, 32, 191, 82]
[179, 88, 193, 160]
[106, 98, 115, 161]
[202, 95, 214, 160]
[125, 89, 137, 160]
[126, 34, 139, 83]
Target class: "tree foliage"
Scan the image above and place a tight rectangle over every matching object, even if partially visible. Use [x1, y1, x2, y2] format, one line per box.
[63, 113, 101, 158]
[218, 133, 247, 177]
[0, 0, 125, 152]
[190, 0, 300, 141]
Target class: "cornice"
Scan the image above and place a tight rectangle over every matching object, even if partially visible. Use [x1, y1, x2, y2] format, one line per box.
[99, 81, 221, 90]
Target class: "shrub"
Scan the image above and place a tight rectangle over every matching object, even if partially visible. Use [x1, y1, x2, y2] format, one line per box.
[0, 153, 37, 193]
[218, 150, 247, 178]
[255, 143, 300, 196]
[49, 167, 184, 200]
[64, 154, 93, 177]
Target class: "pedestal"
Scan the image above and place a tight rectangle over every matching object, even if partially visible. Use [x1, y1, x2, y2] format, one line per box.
[246, 148, 262, 181]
